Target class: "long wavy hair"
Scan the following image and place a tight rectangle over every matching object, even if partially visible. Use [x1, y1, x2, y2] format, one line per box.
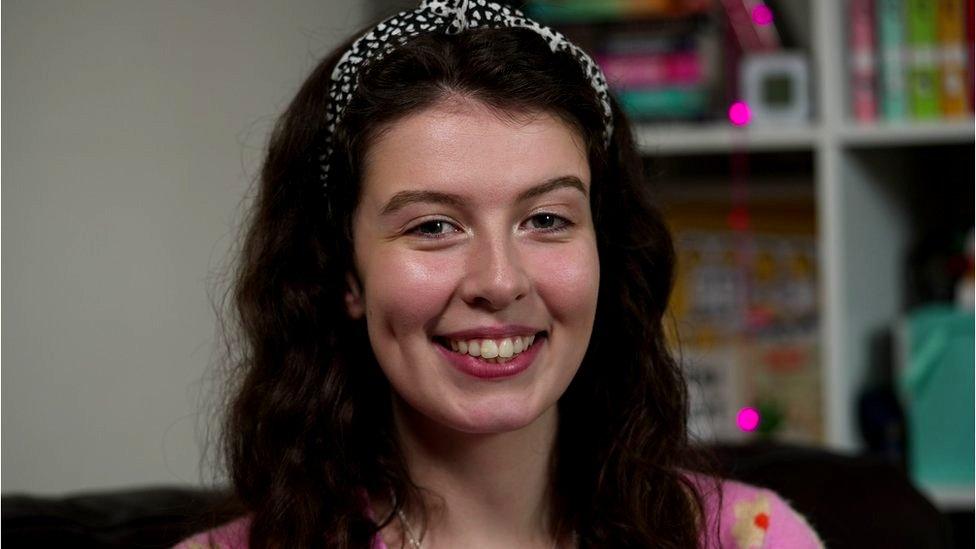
[221, 21, 710, 549]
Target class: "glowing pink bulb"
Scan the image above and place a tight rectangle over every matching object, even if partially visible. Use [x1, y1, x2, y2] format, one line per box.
[737, 407, 761, 432]
[728, 101, 752, 126]
[752, 4, 774, 26]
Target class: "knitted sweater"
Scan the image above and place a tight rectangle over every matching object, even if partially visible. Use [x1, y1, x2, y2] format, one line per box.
[175, 478, 824, 548]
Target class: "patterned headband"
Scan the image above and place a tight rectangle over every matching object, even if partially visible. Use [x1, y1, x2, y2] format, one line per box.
[319, 0, 614, 193]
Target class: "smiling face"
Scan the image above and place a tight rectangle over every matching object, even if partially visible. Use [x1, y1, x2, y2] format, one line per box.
[347, 98, 600, 435]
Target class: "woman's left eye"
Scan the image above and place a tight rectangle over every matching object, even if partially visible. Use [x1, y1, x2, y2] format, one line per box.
[524, 213, 572, 232]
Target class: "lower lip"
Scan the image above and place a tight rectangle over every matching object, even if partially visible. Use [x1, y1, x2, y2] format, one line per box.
[434, 336, 544, 380]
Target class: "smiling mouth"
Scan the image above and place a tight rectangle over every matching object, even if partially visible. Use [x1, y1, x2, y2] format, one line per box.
[433, 332, 547, 364]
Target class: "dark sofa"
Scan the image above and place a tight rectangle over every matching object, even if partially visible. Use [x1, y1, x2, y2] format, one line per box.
[1, 444, 960, 548]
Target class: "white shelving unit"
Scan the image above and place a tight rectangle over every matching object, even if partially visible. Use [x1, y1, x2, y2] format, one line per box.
[634, 123, 821, 154]
[837, 120, 975, 146]
[813, 1, 973, 457]
[638, 2, 973, 457]
[631, 0, 974, 511]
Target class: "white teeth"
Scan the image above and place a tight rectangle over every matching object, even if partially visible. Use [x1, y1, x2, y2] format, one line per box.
[445, 334, 541, 360]
[480, 340, 499, 358]
[498, 338, 514, 358]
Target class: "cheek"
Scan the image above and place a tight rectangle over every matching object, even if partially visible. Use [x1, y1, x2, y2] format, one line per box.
[529, 241, 600, 317]
[364, 252, 459, 328]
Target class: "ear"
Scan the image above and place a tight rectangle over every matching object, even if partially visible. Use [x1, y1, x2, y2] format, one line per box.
[344, 272, 365, 320]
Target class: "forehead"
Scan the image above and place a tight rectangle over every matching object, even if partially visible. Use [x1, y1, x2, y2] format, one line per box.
[360, 99, 590, 201]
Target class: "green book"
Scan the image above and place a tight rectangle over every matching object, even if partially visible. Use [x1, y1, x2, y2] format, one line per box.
[617, 87, 710, 120]
[906, 0, 941, 119]
[877, 0, 908, 121]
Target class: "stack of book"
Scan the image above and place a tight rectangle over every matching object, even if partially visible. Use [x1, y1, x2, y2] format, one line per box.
[527, 0, 720, 121]
[527, 0, 798, 123]
[849, 0, 974, 123]
[597, 30, 713, 120]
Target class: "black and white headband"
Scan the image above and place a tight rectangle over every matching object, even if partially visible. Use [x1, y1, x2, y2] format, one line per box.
[319, 0, 614, 192]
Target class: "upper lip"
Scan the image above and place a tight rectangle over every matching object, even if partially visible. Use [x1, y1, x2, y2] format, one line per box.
[438, 325, 545, 340]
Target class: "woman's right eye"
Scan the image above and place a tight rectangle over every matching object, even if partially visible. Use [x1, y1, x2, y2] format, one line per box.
[407, 219, 460, 238]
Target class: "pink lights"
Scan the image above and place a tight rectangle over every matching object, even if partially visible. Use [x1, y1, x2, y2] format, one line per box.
[737, 407, 761, 432]
[751, 3, 774, 26]
[728, 101, 752, 126]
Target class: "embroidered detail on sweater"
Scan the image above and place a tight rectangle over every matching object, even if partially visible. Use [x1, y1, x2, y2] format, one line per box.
[732, 494, 771, 548]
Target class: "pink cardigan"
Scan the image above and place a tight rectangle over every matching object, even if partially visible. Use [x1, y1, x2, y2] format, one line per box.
[175, 478, 824, 548]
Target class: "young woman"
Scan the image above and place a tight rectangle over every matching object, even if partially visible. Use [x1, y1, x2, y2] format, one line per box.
[179, 2, 824, 547]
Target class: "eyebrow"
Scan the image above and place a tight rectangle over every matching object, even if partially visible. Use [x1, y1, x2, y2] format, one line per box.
[379, 175, 588, 216]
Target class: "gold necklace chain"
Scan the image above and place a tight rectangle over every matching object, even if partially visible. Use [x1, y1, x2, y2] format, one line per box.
[395, 510, 574, 549]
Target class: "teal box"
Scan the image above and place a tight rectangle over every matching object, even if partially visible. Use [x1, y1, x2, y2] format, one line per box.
[900, 306, 975, 486]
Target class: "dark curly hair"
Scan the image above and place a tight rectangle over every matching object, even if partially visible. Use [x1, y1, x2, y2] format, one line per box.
[219, 21, 712, 549]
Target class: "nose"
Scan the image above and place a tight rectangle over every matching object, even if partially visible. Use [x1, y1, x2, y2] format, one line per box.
[459, 233, 531, 311]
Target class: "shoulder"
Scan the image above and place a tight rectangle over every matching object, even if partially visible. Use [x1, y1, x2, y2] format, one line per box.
[693, 475, 825, 549]
[172, 516, 251, 549]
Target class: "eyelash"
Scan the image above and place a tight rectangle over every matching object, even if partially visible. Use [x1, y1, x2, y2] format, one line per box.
[406, 213, 574, 238]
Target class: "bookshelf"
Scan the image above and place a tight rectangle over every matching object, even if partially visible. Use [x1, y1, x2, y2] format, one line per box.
[369, 0, 975, 506]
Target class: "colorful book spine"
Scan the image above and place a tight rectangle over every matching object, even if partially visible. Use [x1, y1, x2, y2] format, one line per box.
[526, 0, 681, 23]
[906, 0, 942, 119]
[602, 33, 699, 56]
[968, 0, 974, 112]
[740, 0, 781, 48]
[617, 87, 711, 119]
[596, 51, 703, 89]
[936, 0, 970, 116]
[850, 0, 879, 122]
[719, 0, 780, 51]
[876, 0, 909, 121]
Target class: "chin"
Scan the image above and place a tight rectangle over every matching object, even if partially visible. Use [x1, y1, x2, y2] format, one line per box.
[446, 399, 551, 435]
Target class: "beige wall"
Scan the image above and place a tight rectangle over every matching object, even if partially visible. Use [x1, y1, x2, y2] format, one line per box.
[2, 0, 366, 493]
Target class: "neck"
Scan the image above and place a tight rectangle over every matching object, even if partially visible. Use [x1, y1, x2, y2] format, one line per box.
[388, 397, 560, 548]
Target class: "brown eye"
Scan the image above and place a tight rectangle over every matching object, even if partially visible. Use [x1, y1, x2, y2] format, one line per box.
[525, 213, 571, 232]
[408, 219, 459, 238]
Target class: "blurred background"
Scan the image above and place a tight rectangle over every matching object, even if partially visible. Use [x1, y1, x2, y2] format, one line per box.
[3, 0, 973, 541]
[3, 0, 367, 492]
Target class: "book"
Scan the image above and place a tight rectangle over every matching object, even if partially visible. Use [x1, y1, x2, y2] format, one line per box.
[968, 0, 974, 112]
[740, 0, 781, 49]
[617, 86, 711, 119]
[877, 0, 909, 121]
[720, 0, 781, 51]
[526, 0, 701, 23]
[850, 0, 879, 122]
[596, 51, 703, 89]
[936, 0, 970, 116]
[906, 0, 942, 119]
